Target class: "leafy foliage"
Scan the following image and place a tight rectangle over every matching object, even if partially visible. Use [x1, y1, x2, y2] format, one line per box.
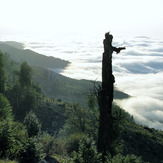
[105, 154, 146, 163]
[34, 96, 66, 134]
[0, 94, 13, 121]
[6, 62, 42, 121]
[38, 132, 56, 156]
[0, 51, 6, 94]
[73, 135, 101, 163]
[66, 133, 84, 154]
[24, 111, 41, 138]
[0, 159, 18, 163]
[0, 121, 13, 158]
[64, 103, 89, 134]
[18, 139, 43, 163]
[19, 62, 32, 88]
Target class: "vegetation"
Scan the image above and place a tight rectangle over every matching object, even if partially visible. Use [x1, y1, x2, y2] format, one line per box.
[0, 51, 6, 94]
[24, 111, 41, 138]
[73, 135, 102, 163]
[0, 45, 162, 162]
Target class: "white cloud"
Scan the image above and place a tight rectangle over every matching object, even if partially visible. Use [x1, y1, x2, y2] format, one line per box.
[116, 96, 163, 130]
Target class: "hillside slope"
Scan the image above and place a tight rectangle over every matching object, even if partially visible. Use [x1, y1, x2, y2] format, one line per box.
[1, 41, 129, 105]
[0, 41, 70, 69]
[33, 67, 129, 105]
[119, 121, 163, 163]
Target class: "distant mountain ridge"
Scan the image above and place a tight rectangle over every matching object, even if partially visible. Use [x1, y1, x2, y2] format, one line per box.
[0, 41, 70, 69]
[1, 41, 25, 49]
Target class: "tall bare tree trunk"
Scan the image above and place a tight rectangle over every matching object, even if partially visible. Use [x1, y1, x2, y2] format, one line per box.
[97, 33, 114, 161]
[97, 33, 125, 162]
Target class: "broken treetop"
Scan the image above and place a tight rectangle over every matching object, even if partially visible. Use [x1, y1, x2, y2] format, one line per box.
[103, 32, 113, 53]
[103, 32, 126, 54]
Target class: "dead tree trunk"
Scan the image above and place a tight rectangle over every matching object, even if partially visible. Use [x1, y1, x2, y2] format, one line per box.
[97, 32, 126, 161]
[97, 33, 114, 160]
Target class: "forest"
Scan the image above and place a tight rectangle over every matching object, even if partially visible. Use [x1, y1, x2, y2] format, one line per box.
[0, 42, 163, 163]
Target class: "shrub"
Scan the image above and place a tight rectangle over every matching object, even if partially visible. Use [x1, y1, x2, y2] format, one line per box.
[39, 132, 56, 156]
[73, 135, 101, 163]
[0, 121, 14, 158]
[66, 133, 84, 154]
[0, 94, 13, 121]
[0, 159, 18, 163]
[105, 154, 146, 163]
[24, 111, 41, 137]
[18, 139, 44, 163]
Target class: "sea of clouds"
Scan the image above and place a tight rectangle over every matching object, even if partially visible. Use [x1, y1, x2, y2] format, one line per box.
[1, 34, 163, 130]
[113, 36, 163, 130]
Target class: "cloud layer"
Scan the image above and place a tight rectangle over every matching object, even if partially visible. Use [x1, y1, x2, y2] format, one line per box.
[2, 34, 163, 130]
[113, 37, 163, 129]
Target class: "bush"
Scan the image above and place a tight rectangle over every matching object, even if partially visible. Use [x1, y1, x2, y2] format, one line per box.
[0, 94, 13, 121]
[24, 111, 41, 137]
[73, 135, 101, 163]
[39, 132, 56, 156]
[0, 159, 18, 163]
[66, 133, 84, 154]
[18, 139, 44, 163]
[0, 121, 14, 158]
[105, 154, 146, 163]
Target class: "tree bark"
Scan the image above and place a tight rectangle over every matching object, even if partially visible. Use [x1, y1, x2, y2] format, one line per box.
[97, 33, 114, 161]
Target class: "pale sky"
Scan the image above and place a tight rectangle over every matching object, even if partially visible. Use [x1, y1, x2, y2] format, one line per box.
[0, 0, 163, 38]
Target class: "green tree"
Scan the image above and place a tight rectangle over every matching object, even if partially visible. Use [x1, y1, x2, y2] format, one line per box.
[19, 62, 32, 88]
[0, 93, 13, 121]
[0, 121, 13, 158]
[58, 103, 91, 154]
[87, 94, 99, 139]
[66, 133, 84, 154]
[73, 135, 101, 163]
[0, 51, 6, 94]
[24, 111, 41, 138]
[7, 62, 41, 121]
[39, 132, 56, 156]
[60, 103, 89, 136]
[18, 139, 43, 163]
[0, 121, 28, 160]
[87, 95, 97, 111]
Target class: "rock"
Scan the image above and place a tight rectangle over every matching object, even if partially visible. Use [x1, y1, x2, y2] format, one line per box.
[44, 155, 59, 163]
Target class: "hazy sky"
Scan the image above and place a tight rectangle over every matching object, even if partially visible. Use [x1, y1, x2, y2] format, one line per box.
[0, 0, 163, 38]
